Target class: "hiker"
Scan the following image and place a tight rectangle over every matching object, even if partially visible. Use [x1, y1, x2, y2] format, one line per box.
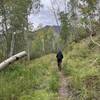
[56, 49, 63, 71]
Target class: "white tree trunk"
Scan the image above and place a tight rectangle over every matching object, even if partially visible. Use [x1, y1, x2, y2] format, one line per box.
[41, 39, 45, 52]
[52, 40, 55, 51]
[24, 31, 30, 61]
[9, 33, 15, 57]
[0, 51, 27, 71]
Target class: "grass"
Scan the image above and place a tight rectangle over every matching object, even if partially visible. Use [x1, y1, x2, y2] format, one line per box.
[0, 34, 100, 100]
[63, 35, 100, 100]
[0, 54, 59, 100]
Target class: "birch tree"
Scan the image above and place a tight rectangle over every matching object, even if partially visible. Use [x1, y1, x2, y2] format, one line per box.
[0, 0, 40, 60]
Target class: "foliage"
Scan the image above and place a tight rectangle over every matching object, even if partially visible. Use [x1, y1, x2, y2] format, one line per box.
[0, 0, 40, 57]
[30, 27, 60, 59]
[19, 90, 57, 100]
[63, 34, 100, 99]
[59, 0, 99, 46]
[60, 12, 71, 43]
[0, 54, 59, 100]
[0, 0, 100, 100]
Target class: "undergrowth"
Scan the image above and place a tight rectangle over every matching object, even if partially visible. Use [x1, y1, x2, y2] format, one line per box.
[63, 35, 100, 100]
[0, 54, 59, 100]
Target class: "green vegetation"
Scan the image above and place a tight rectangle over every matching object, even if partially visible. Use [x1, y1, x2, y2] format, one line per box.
[0, 0, 100, 100]
[30, 27, 60, 59]
[0, 54, 59, 100]
[0, 34, 99, 100]
[63, 34, 100, 99]
[0, 25, 100, 99]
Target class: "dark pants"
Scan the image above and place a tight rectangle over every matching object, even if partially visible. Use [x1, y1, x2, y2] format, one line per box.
[57, 59, 62, 71]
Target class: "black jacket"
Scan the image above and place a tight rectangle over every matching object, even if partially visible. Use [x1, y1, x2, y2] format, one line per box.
[56, 51, 63, 60]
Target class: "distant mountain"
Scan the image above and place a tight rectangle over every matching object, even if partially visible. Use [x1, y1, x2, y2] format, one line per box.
[51, 25, 61, 34]
[28, 25, 61, 40]
[34, 25, 61, 34]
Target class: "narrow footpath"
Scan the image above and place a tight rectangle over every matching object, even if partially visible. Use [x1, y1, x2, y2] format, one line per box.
[58, 71, 70, 100]
[51, 55, 71, 100]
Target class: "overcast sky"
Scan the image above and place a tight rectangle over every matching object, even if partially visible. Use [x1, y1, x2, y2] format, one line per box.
[28, 0, 68, 29]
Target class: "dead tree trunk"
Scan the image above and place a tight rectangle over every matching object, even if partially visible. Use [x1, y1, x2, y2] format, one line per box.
[0, 51, 27, 71]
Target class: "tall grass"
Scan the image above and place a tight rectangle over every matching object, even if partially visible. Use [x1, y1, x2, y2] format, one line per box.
[0, 54, 59, 100]
[63, 35, 100, 100]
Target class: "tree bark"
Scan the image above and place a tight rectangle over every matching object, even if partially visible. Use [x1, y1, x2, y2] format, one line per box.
[9, 33, 15, 57]
[0, 51, 27, 71]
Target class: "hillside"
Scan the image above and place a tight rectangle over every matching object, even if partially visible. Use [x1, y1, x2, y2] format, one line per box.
[0, 54, 59, 100]
[0, 0, 100, 100]
[0, 34, 100, 100]
[34, 25, 60, 35]
[63, 34, 100, 99]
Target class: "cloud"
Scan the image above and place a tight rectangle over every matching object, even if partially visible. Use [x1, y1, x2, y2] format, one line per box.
[28, 0, 67, 29]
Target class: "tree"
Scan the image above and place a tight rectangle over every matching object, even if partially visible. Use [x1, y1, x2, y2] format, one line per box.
[0, 0, 40, 60]
[80, 0, 97, 35]
[60, 12, 71, 43]
[50, 0, 60, 26]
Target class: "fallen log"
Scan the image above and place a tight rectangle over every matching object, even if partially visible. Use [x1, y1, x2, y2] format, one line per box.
[0, 51, 27, 71]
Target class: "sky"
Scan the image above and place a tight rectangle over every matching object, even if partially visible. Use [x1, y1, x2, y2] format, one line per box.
[28, 0, 68, 29]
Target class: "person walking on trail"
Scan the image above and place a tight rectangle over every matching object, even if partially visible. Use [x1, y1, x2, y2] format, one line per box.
[56, 49, 63, 71]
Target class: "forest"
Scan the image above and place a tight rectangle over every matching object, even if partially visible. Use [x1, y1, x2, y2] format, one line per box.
[0, 0, 100, 100]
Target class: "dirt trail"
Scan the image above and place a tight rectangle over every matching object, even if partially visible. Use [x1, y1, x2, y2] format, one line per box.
[58, 71, 70, 100]
[50, 56, 70, 100]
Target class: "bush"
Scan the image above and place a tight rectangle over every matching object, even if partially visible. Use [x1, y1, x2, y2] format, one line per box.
[0, 54, 59, 100]
[63, 37, 100, 99]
